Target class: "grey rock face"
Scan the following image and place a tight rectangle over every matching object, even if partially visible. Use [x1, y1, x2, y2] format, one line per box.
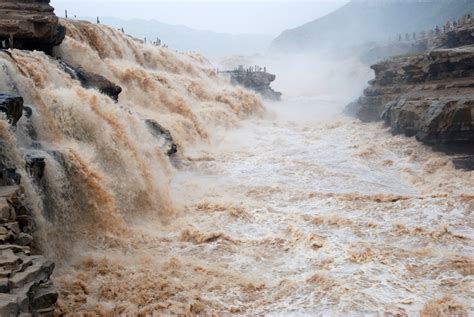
[0, 0, 65, 54]
[0, 186, 58, 315]
[0, 94, 23, 126]
[0, 91, 58, 315]
[60, 61, 123, 102]
[74, 68, 123, 102]
[145, 120, 178, 156]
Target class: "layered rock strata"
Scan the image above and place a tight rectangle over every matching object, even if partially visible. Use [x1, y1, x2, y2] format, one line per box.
[0, 0, 65, 54]
[348, 24, 474, 169]
[0, 187, 57, 316]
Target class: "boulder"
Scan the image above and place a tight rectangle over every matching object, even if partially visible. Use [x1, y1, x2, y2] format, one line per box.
[0, 0, 65, 54]
[28, 281, 58, 311]
[59, 61, 123, 101]
[74, 68, 123, 102]
[0, 164, 21, 187]
[25, 156, 45, 183]
[0, 93, 23, 126]
[145, 120, 178, 156]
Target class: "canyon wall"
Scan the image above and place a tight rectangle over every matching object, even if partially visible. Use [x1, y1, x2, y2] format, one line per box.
[347, 19, 474, 169]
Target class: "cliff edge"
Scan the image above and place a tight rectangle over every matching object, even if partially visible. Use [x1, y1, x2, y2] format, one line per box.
[347, 18, 474, 169]
[0, 0, 65, 54]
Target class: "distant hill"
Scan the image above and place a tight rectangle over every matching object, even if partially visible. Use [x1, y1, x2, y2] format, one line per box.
[271, 0, 474, 52]
[80, 17, 273, 57]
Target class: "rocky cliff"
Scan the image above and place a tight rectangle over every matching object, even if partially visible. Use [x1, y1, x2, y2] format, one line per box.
[0, 2, 63, 314]
[222, 69, 282, 101]
[347, 20, 474, 169]
[0, 0, 65, 54]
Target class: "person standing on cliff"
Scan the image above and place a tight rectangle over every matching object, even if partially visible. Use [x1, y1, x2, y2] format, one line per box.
[445, 20, 451, 32]
[97, 16, 100, 24]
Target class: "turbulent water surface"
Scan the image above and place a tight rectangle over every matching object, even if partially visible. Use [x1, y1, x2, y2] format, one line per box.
[0, 19, 472, 316]
[56, 98, 473, 315]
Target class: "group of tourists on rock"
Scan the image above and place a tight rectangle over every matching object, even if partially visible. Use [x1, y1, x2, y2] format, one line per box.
[64, 10, 170, 49]
[396, 13, 472, 42]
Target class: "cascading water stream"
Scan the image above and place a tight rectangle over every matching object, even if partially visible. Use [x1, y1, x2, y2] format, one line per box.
[0, 19, 472, 316]
[0, 19, 264, 261]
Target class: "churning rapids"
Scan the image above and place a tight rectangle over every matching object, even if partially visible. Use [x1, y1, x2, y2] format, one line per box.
[0, 20, 472, 316]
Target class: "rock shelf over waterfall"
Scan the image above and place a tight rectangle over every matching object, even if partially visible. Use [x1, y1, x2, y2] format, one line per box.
[0, 0, 65, 54]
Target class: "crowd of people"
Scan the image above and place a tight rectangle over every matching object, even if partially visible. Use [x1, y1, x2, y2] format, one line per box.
[234, 65, 267, 73]
[396, 13, 472, 42]
[64, 10, 170, 48]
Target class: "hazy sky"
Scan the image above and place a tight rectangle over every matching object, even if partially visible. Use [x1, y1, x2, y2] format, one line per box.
[51, 1, 349, 35]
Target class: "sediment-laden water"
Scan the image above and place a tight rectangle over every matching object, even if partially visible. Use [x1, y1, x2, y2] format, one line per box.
[55, 98, 473, 315]
[0, 19, 471, 316]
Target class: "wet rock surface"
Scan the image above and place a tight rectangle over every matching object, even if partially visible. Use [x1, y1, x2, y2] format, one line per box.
[0, 92, 57, 315]
[60, 61, 123, 102]
[145, 120, 178, 156]
[221, 69, 282, 101]
[0, 186, 57, 316]
[348, 24, 474, 169]
[74, 67, 123, 102]
[0, 0, 65, 54]
[0, 94, 23, 126]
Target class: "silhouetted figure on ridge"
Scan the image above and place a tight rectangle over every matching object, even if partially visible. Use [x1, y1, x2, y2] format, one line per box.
[97, 16, 100, 24]
[445, 20, 451, 32]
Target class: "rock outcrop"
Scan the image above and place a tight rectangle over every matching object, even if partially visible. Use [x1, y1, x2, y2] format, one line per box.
[221, 68, 282, 101]
[60, 61, 123, 102]
[0, 94, 23, 126]
[347, 22, 474, 169]
[0, 0, 65, 54]
[0, 187, 58, 316]
[145, 120, 178, 156]
[73, 68, 123, 102]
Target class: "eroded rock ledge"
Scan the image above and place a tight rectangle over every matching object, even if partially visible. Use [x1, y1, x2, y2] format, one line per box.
[0, 0, 65, 54]
[347, 24, 474, 169]
[220, 68, 282, 101]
